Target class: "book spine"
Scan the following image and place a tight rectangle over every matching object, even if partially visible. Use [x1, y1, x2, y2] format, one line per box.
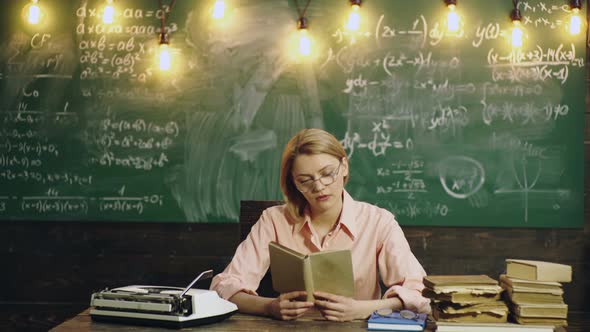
[303, 258, 314, 302]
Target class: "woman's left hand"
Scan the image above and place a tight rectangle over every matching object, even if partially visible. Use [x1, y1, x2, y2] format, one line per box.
[313, 291, 367, 321]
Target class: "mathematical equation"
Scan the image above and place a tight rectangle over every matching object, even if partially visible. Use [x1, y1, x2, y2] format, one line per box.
[0, 194, 163, 215]
[0, 170, 93, 186]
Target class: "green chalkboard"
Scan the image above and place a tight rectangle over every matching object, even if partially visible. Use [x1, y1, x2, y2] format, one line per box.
[0, 0, 585, 227]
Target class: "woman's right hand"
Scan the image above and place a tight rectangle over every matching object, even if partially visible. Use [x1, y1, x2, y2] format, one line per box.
[267, 291, 314, 320]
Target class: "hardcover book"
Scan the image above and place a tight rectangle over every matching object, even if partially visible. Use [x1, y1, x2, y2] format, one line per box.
[509, 302, 568, 318]
[436, 322, 555, 332]
[268, 241, 354, 302]
[505, 259, 572, 282]
[423, 275, 502, 294]
[367, 311, 427, 331]
[422, 288, 500, 304]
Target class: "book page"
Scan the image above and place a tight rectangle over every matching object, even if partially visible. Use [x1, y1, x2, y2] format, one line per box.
[308, 250, 355, 299]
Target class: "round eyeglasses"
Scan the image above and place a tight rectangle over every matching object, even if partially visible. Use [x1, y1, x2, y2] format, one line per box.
[295, 161, 342, 193]
[375, 308, 419, 321]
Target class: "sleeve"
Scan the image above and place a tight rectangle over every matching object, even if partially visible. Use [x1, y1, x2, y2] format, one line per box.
[377, 213, 431, 314]
[209, 209, 277, 300]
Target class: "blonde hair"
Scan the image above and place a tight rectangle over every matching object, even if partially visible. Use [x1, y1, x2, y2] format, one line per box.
[280, 128, 349, 219]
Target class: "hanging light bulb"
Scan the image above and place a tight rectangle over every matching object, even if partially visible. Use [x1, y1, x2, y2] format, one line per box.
[569, 0, 583, 35]
[212, 0, 226, 19]
[445, 0, 460, 32]
[158, 33, 172, 71]
[347, 0, 361, 31]
[510, 7, 523, 47]
[298, 18, 312, 57]
[103, 0, 115, 24]
[25, 0, 42, 25]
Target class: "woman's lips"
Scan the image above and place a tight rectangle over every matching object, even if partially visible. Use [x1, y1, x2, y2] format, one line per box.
[316, 195, 330, 201]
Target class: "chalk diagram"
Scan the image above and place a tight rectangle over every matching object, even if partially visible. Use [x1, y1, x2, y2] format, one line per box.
[494, 157, 548, 223]
[439, 156, 485, 199]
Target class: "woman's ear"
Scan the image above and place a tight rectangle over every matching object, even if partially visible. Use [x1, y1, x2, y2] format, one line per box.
[342, 157, 349, 178]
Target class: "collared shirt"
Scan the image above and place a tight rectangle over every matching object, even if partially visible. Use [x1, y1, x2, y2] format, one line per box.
[210, 190, 431, 313]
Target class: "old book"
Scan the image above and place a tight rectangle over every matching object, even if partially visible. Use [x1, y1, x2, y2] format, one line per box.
[432, 305, 508, 323]
[423, 275, 502, 294]
[500, 274, 562, 289]
[500, 282, 563, 296]
[511, 314, 568, 326]
[504, 287, 564, 304]
[499, 275, 563, 292]
[436, 322, 554, 332]
[436, 300, 508, 316]
[422, 288, 500, 304]
[505, 259, 572, 282]
[268, 241, 354, 302]
[509, 302, 568, 318]
[367, 311, 427, 331]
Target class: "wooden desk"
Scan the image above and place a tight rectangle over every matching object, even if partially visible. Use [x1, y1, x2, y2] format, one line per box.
[50, 309, 589, 332]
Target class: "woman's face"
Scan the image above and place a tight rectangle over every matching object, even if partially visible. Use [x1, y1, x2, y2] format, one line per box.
[291, 153, 348, 215]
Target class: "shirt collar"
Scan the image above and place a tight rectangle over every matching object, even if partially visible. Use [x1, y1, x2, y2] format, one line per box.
[291, 190, 357, 240]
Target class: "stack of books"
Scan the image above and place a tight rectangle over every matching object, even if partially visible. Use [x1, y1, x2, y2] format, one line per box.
[502, 259, 572, 327]
[422, 275, 508, 323]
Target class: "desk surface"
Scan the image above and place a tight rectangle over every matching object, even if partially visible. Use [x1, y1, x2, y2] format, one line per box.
[50, 309, 589, 332]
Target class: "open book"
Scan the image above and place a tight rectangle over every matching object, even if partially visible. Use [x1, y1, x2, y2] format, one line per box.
[268, 241, 354, 301]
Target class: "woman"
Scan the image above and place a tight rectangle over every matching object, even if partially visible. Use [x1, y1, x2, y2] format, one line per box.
[210, 128, 430, 321]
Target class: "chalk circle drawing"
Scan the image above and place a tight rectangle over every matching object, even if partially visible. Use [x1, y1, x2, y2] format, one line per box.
[439, 156, 485, 199]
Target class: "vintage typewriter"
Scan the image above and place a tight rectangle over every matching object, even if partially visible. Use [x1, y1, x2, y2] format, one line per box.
[90, 270, 238, 328]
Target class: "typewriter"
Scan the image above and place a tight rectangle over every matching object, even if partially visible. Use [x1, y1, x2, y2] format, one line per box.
[90, 270, 238, 328]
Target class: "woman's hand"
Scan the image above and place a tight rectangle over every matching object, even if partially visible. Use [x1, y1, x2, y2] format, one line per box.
[267, 291, 314, 320]
[313, 291, 369, 321]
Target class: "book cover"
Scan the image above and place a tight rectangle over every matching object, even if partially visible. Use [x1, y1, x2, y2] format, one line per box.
[436, 322, 555, 332]
[423, 275, 502, 294]
[509, 302, 568, 318]
[505, 259, 572, 282]
[367, 311, 427, 331]
[268, 241, 354, 301]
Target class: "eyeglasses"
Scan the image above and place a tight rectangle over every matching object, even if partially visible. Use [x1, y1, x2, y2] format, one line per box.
[374, 308, 419, 321]
[294, 161, 342, 193]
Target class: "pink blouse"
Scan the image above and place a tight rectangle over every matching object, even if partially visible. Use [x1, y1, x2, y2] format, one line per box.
[210, 190, 431, 313]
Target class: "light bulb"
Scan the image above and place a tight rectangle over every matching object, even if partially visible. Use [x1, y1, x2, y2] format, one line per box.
[447, 4, 459, 32]
[511, 21, 523, 48]
[212, 0, 225, 19]
[569, 8, 582, 35]
[103, 0, 115, 24]
[347, 4, 360, 31]
[298, 28, 311, 57]
[159, 44, 171, 71]
[27, 0, 41, 25]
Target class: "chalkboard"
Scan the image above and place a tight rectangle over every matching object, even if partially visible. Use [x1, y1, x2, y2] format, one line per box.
[0, 0, 585, 227]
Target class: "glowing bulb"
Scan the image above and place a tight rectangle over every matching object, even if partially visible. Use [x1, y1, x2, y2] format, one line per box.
[298, 28, 311, 57]
[103, 0, 115, 24]
[159, 44, 171, 71]
[569, 8, 582, 35]
[27, 0, 41, 25]
[511, 21, 523, 48]
[447, 4, 459, 32]
[212, 0, 225, 19]
[347, 4, 360, 31]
